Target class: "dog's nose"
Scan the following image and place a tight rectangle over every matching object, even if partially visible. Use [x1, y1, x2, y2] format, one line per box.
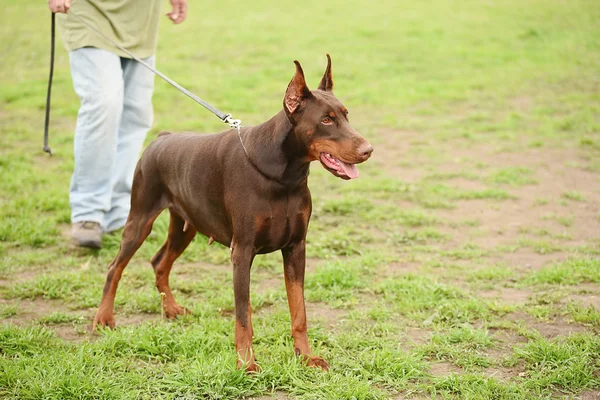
[357, 142, 373, 160]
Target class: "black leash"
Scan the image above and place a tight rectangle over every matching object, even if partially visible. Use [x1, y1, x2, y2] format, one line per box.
[43, 13, 56, 155]
[43, 11, 242, 154]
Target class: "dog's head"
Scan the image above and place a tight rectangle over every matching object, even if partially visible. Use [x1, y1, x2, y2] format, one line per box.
[283, 55, 372, 180]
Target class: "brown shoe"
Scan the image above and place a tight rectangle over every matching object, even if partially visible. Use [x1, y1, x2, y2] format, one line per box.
[71, 221, 102, 249]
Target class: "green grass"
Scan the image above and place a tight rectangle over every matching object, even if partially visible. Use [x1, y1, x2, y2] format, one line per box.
[388, 228, 448, 246]
[561, 191, 587, 202]
[567, 302, 600, 326]
[2, 0, 600, 398]
[516, 238, 564, 255]
[37, 312, 84, 325]
[542, 212, 576, 228]
[488, 167, 536, 187]
[529, 258, 600, 285]
[443, 244, 489, 260]
[467, 265, 515, 283]
[512, 333, 600, 393]
[0, 305, 19, 319]
[431, 373, 530, 399]
[419, 326, 495, 370]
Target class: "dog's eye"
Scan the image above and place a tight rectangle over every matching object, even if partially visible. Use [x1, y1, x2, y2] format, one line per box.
[321, 117, 333, 125]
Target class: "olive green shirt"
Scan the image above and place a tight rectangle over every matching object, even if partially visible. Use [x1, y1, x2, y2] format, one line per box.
[57, 0, 162, 59]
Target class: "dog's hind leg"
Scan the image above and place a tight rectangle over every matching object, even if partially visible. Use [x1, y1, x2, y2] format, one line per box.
[93, 169, 164, 329]
[151, 209, 196, 319]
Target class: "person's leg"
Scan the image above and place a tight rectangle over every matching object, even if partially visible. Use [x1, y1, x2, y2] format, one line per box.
[104, 56, 155, 233]
[69, 47, 124, 246]
[69, 47, 123, 223]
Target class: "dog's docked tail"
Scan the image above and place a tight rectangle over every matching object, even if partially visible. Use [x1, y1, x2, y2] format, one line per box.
[157, 131, 172, 138]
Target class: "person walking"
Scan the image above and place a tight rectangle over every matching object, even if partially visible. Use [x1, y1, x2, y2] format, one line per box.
[47, 0, 187, 248]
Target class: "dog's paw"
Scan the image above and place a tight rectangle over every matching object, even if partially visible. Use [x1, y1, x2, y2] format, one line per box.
[245, 362, 261, 374]
[164, 303, 191, 319]
[236, 359, 261, 374]
[305, 356, 330, 371]
[92, 311, 116, 331]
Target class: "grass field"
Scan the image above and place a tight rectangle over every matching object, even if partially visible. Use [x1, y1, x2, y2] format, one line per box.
[1, 0, 600, 398]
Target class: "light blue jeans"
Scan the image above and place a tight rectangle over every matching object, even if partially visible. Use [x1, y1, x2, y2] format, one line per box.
[69, 47, 155, 232]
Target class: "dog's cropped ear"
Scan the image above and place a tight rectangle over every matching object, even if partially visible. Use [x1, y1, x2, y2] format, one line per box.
[284, 60, 312, 115]
[317, 54, 333, 91]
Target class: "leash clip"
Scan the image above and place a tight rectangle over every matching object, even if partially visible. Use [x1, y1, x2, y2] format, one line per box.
[225, 113, 249, 157]
[223, 114, 242, 130]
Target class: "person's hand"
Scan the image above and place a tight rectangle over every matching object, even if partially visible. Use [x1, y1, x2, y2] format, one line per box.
[48, 0, 71, 13]
[166, 0, 187, 24]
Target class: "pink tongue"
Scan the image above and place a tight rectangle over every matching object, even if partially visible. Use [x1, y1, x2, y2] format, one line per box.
[339, 161, 359, 179]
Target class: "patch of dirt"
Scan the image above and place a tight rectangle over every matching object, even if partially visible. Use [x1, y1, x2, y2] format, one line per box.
[252, 392, 288, 400]
[306, 302, 346, 330]
[403, 328, 432, 348]
[530, 317, 592, 339]
[52, 324, 89, 342]
[442, 177, 490, 192]
[490, 248, 567, 272]
[579, 390, 600, 400]
[378, 131, 600, 248]
[253, 277, 284, 296]
[369, 131, 429, 183]
[479, 329, 527, 382]
[375, 134, 600, 330]
[566, 293, 600, 311]
[429, 361, 461, 377]
[483, 367, 517, 381]
[508, 312, 591, 338]
[491, 328, 528, 347]
[1, 268, 44, 283]
[480, 287, 533, 305]
[0, 294, 166, 342]
[394, 394, 431, 400]
[384, 261, 423, 275]
[116, 312, 161, 327]
[175, 261, 230, 277]
[10, 298, 70, 321]
[575, 283, 600, 295]
[0, 298, 93, 342]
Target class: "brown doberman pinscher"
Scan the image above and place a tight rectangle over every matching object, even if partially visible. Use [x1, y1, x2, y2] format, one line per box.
[92, 55, 373, 372]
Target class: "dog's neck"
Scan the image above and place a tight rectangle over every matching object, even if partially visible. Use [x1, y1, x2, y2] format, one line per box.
[242, 110, 310, 186]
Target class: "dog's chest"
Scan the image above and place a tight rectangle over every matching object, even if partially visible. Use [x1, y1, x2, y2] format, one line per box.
[253, 196, 310, 254]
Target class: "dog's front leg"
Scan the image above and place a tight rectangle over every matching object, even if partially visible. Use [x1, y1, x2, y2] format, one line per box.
[282, 241, 330, 370]
[231, 244, 258, 372]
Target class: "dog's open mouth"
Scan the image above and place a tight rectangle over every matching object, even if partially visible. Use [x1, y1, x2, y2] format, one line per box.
[319, 153, 359, 180]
